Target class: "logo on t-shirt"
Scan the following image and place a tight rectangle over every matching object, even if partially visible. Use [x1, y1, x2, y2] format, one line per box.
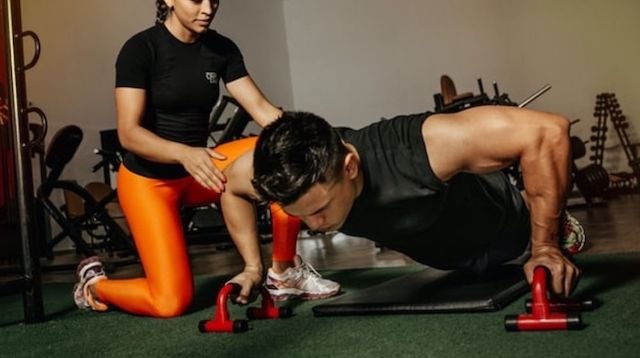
[205, 72, 219, 84]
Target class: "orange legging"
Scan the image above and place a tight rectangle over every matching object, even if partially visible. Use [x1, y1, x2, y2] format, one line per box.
[95, 137, 300, 317]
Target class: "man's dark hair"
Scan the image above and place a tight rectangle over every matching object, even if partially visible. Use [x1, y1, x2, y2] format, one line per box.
[252, 111, 348, 205]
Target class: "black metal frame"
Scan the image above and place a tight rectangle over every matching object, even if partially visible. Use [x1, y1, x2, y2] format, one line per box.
[36, 125, 137, 265]
[208, 95, 255, 145]
[0, 0, 44, 323]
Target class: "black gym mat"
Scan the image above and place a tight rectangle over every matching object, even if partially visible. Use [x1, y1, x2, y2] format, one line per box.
[313, 265, 529, 317]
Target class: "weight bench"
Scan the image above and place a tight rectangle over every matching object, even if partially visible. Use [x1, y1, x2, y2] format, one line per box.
[313, 264, 528, 317]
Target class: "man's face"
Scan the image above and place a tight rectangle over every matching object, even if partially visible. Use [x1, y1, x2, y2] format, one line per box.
[282, 155, 359, 233]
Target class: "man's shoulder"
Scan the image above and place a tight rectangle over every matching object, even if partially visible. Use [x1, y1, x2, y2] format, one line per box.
[225, 150, 260, 200]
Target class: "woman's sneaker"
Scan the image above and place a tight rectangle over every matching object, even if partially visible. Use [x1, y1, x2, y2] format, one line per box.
[266, 255, 341, 301]
[558, 211, 586, 255]
[73, 256, 108, 311]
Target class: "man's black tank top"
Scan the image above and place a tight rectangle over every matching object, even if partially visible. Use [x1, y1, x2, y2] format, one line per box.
[337, 112, 530, 270]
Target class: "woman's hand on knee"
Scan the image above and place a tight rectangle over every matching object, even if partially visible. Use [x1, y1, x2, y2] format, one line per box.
[177, 145, 227, 192]
[227, 269, 263, 305]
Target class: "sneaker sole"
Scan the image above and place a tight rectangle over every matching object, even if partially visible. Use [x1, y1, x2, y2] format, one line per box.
[268, 287, 340, 301]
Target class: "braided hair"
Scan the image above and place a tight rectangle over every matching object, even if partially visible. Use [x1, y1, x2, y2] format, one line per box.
[155, 0, 169, 23]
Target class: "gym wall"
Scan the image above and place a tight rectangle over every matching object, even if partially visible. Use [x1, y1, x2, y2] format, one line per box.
[22, 0, 639, 185]
[283, 0, 640, 171]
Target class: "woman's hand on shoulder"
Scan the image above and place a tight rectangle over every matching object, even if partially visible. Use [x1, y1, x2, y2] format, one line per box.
[177, 145, 227, 193]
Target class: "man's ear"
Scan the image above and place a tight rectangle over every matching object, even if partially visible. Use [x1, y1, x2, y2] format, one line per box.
[344, 152, 359, 179]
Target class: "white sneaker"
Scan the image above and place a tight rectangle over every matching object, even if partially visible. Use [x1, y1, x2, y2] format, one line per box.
[266, 255, 340, 301]
[559, 211, 586, 255]
[73, 256, 108, 311]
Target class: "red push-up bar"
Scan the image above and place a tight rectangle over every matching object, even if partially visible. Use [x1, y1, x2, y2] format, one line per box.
[199, 283, 292, 333]
[504, 266, 593, 331]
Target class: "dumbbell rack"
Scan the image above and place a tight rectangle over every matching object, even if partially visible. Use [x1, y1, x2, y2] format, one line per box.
[589, 93, 639, 193]
[606, 94, 640, 192]
[589, 95, 608, 166]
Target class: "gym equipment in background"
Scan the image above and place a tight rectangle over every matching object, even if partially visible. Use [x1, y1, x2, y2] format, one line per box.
[439, 75, 474, 107]
[570, 134, 610, 206]
[590, 97, 607, 168]
[0, 0, 45, 323]
[199, 283, 292, 333]
[433, 75, 551, 114]
[36, 125, 137, 267]
[504, 266, 595, 331]
[589, 93, 639, 194]
[434, 76, 492, 112]
[312, 265, 528, 317]
[208, 95, 257, 145]
[94, 129, 124, 187]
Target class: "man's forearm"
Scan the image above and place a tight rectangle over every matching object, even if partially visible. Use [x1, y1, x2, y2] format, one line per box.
[220, 192, 264, 273]
[520, 115, 571, 248]
[524, 187, 563, 249]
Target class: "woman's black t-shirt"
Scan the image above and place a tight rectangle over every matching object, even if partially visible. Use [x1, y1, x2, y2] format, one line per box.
[115, 23, 248, 178]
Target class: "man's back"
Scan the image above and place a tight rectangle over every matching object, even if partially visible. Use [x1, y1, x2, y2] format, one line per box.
[337, 112, 531, 270]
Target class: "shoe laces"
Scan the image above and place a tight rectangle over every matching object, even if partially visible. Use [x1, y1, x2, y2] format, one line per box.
[297, 260, 322, 280]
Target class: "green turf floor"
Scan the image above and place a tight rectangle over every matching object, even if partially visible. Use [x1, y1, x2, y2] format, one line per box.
[1, 252, 639, 358]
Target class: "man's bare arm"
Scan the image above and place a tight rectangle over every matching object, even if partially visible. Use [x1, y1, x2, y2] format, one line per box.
[219, 150, 265, 304]
[422, 106, 578, 296]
